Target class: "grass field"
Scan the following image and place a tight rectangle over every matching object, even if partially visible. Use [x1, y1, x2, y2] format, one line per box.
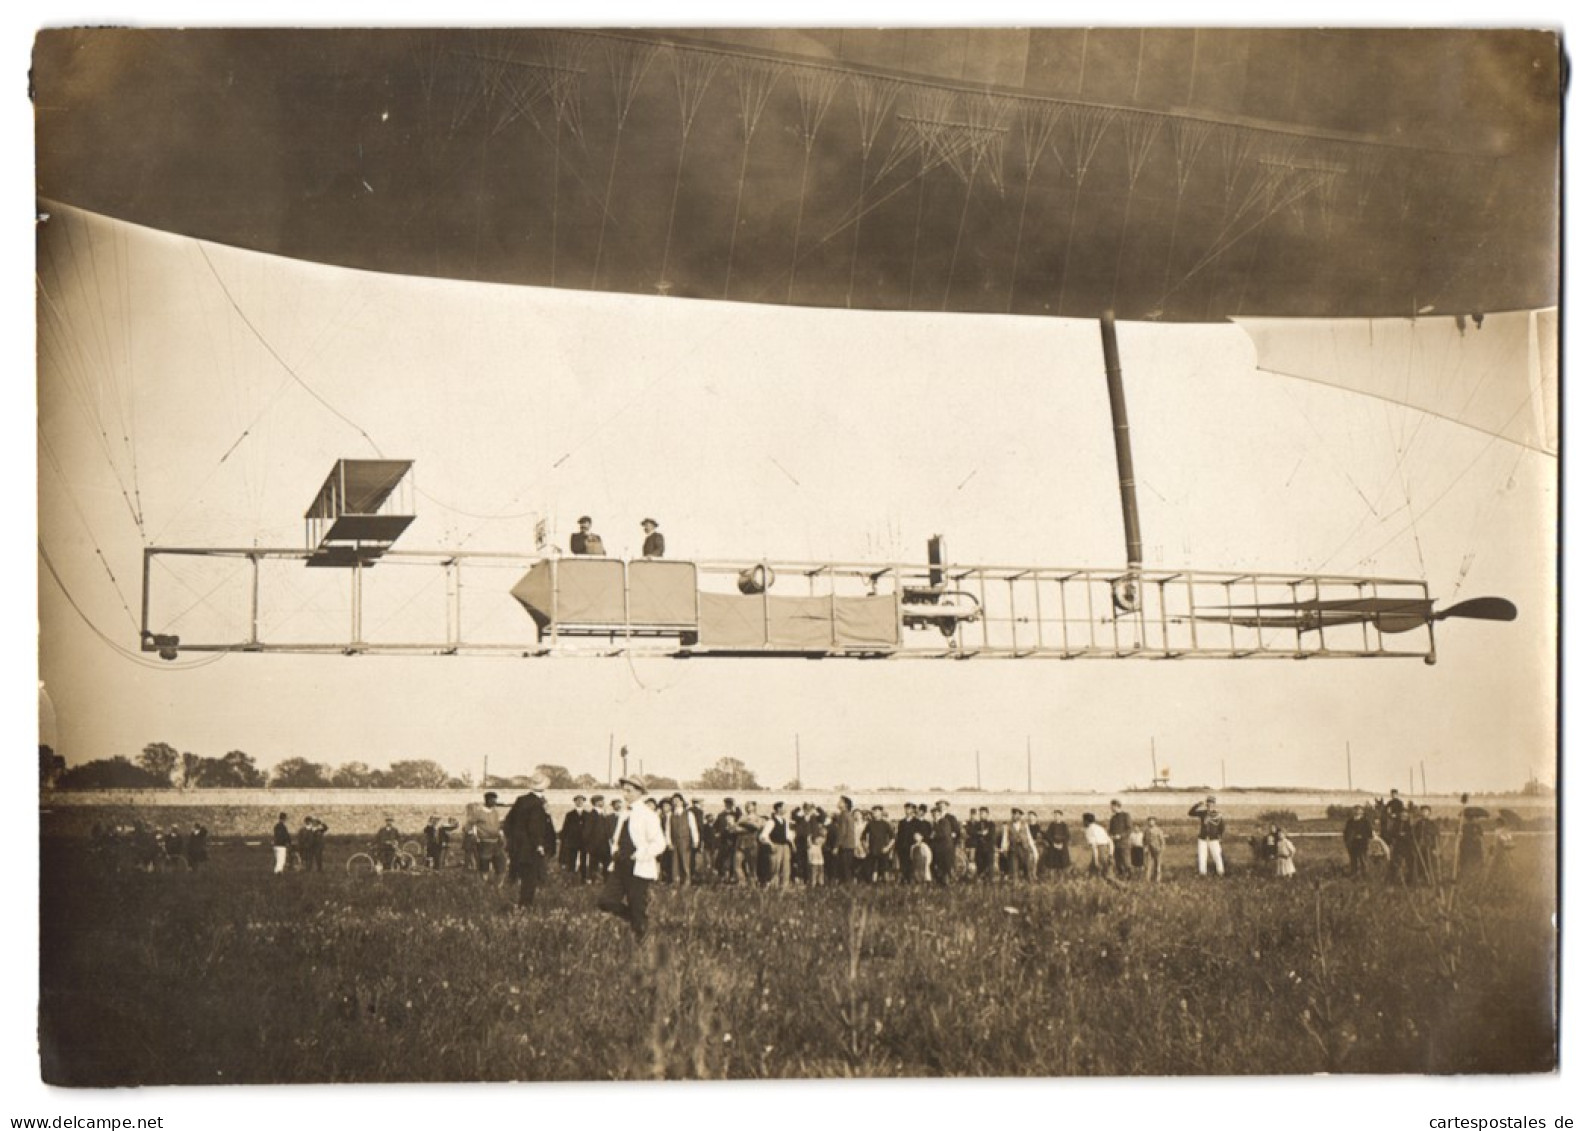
[39, 833, 1556, 1084]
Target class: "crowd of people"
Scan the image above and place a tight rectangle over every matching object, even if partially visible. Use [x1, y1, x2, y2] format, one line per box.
[93, 785, 1516, 898]
[89, 820, 209, 871]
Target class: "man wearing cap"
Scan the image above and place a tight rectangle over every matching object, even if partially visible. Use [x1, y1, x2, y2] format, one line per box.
[423, 815, 456, 871]
[667, 792, 699, 885]
[598, 776, 667, 940]
[1044, 810, 1071, 875]
[374, 815, 403, 872]
[560, 795, 588, 876]
[713, 799, 739, 881]
[640, 518, 665, 559]
[1188, 795, 1227, 877]
[1343, 805, 1374, 878]
[582, 796, 611, 881]
[1002, 809, 1038, 882]
[761, 801, 795, 888]
[832, 796, 860, 884]
[570, 516, 605, 556]
[1107, 800, 1134, 879]
[465, 791, 508, 883]
[735, 801, 764, 885]
[271, 812, 292, 875]
[968, 807, 998, 882]
[930, 800, 961, 884]
[503, 775, 558, 910]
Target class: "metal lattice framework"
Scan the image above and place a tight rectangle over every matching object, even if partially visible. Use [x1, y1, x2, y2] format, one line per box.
[141, 546, 1441, 664]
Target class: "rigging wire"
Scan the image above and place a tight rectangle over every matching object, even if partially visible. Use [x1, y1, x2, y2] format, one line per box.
[196, 243, 385, 458]
[1342, 387, 1548, 573]
[1006, 101, 1063, 313]
[658, 46, 723, 293]
[1109, 110, 1164, 311]
[1156, 118, 1214, 315]
[38, 429, 141, 633]
[36, 273, 145, 535]
[39, 540, 231, 672]
[846, 75, 902, 308]
[722, 57, 783, 300]
[591, 37, 660, 289]
[1050, 105, 1118, 316]
[785, 65, 845, 303]
[940, 94, 1009, 311]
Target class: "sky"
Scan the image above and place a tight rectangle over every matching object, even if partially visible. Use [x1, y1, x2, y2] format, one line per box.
[34, 202, 1555, 794]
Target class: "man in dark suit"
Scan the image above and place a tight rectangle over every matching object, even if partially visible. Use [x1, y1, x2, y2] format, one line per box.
[832, 796, 859, 883]
[896, 804, 919, 883]
[966, 808, 996, 880]
[640, 518, 665, 558]
[503, 775, 558, 909]
[1108, 800, 1134, 879]
[560, 795, 587, 875]
[1043, 810, 1071, 875]
[570, 516, 605, 556]
[930, 800, 961, 884]
[583, 795, 612, 880]
[713, 799, 739, 881]
[863, 806, 895, 883]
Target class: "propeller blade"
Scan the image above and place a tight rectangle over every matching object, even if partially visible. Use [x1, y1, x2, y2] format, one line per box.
[1434, 597, 1518, 623]
[1201, 597, 1431, 615]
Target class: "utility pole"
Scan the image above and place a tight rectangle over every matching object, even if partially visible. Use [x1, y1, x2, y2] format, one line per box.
[482, 753, 489, 788]
[1220, 758, 1226, 790]
[1346, 741, 1353, 791]
[620, 745, 629, 781]
[1026, 736, 1033, 793]
[976, 748, 982, 791]
[795, 733, 801, 788]
[607, 734, 613, 785]
[1421, 759, 1428, 797]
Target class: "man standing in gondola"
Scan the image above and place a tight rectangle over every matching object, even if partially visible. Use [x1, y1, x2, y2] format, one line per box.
[570, 516, 605, 556]
[641, 518, 665, 559]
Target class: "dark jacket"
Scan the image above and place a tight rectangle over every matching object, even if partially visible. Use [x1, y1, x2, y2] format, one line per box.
[1188, 803, 1226, 840]
[503, 793, 557, 875]
[560, 809, 585, 863]
[1343, 815, 1374, 849]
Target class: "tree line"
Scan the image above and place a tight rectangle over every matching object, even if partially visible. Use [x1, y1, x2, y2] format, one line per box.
[41, 745, 770, 793]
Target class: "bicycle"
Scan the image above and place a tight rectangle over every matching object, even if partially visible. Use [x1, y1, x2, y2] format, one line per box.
[345, 847, 417, 876]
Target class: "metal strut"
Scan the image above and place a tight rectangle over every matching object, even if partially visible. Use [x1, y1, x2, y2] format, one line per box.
[1100, 310, 1144, 611]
